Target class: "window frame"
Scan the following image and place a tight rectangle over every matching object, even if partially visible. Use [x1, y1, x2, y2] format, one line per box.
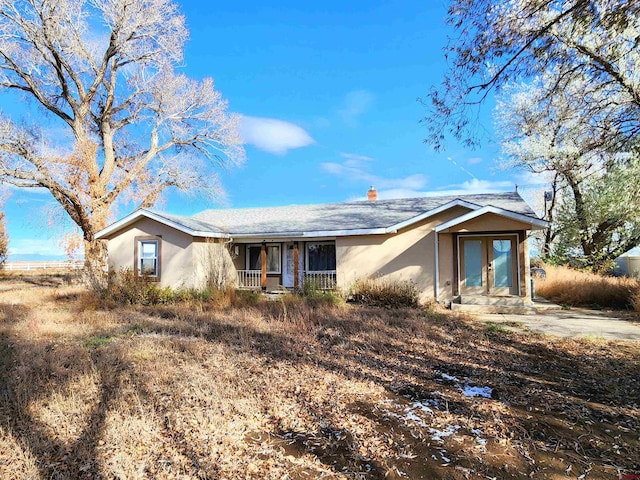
[246, 243, 281, 274]
[134, 235, 162, 280]
[305, 241, 336, 272]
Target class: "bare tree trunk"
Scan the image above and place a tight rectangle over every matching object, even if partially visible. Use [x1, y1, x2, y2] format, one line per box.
[82, 192, 110, 287]
[564, 172, 591, 257]
[541, 174, 559, 260]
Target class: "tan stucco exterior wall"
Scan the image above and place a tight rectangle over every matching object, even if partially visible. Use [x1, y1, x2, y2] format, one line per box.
[437, 232, 455, 302]
[521, 234, 532, 301]
[447, 214, 534, 233]
[191, 239, 237, 289]
[104, 208, 537, 300]
[334, 209, 538, 304]
[105, 217, 198, 289]
[335, 208, 468, 304]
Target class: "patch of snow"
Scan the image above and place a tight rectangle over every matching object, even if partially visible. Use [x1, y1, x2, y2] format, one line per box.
[382, 397, 438, 428]
[462, 385, 493, 398]
[429, 425, 460, 442]
[439, 450, 451, 463]
[436, 371, 460, 382]
[411, 400, 434, 415]
[403, 409, 427, 427]
[471, 429, 488, 446]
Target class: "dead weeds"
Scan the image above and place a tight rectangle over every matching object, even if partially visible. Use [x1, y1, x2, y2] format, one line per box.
[0, 276, 638, 479]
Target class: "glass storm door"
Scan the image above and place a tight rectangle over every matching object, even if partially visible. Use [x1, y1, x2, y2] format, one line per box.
[460, 236, 518, 296]
[460, 238, 487, 295]
[283, 242, 295, 287]
[489, 238, 515, 295]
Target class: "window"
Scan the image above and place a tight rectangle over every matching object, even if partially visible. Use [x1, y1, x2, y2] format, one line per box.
[135, 237, 161, 279]
[307, 242, 336, 271]
[246, 244, 281, 274]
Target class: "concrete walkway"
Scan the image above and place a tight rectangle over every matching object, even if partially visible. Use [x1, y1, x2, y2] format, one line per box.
[474, 308, 640, 341]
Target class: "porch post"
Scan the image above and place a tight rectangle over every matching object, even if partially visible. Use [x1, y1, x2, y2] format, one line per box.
[293, 242, 299, 289]
[520, 231, 531, 300]
[261, 242, 267, 290]
[434, 231, 440, 303]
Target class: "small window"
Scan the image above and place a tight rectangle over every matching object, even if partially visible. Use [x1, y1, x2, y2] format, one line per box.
[307, 242, 336, 271]
[137, 239, 159, 277]
[247, 244, 281, 274]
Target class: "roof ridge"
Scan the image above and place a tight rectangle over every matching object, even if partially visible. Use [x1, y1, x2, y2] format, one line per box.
[191, 191, 521, 218]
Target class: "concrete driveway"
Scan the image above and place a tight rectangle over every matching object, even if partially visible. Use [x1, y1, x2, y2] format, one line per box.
[474, 309, 640, 341]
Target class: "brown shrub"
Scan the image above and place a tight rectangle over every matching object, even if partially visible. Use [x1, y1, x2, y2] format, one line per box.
[348, 278, 419, 308]
[536, 264, 640, 310]
[632, 289, 640, 313]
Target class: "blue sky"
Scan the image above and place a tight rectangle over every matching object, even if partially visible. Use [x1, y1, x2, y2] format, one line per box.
[3, 0, 540, 259]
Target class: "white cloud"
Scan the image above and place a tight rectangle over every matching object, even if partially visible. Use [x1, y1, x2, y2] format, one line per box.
[467, 157, 483, 165]
[340, 152, 374, 162]
[338, 90, 375, 125]
[347, 178, 517, 201]
[320, 155, 428, 192]
[239, 116, 315, 155]
[429, 178, 515, 196]
[381, 174, 429, 190]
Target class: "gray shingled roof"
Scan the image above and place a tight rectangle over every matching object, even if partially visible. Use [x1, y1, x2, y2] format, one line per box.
[151, 192, 537, 236]
[150, 211, 227, 234]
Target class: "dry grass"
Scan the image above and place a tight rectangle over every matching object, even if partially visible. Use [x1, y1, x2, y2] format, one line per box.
[536, 263, 640, 310]
[0, 275, 639, 479]
[349, 278, 419, 308]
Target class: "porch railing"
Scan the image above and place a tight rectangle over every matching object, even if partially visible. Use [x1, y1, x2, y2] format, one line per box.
[303, 270, 337, 290]
[235, 269, 337, 290]
[236, 270, 262, 288]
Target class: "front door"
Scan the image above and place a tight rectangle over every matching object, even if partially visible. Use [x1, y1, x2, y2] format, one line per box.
[282, 242, 303, 288]
[460, 236, 518, 296]
[283, 242, 295, 287]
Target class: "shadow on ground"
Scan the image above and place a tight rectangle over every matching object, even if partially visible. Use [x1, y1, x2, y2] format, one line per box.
[0, 288, 638, 479]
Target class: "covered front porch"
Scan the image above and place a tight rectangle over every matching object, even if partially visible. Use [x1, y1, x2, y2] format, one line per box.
[233, 240, 337, 291]
[434, 206, 547, 308]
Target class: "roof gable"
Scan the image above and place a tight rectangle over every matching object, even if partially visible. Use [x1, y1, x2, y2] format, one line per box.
[434, 205, 548, 232]
[95, 210, 228, 240]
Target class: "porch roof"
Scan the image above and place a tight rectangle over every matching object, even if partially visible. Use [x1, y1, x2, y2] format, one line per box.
[96, 192, 546, 240]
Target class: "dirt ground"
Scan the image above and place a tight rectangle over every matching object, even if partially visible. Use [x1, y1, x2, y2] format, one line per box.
[0, 274, 639, 479]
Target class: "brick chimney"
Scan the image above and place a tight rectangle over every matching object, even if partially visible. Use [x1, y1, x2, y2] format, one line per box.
[367, 185, 378, 201]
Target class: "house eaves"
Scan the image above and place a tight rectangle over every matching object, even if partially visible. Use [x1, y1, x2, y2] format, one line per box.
[95, 209, 229, 240]
[434, 205, 549, 232]
[230, 227, 389, 239]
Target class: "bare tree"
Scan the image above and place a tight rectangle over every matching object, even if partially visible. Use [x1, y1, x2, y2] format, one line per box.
[0, 0, 244, 269]
[201, 239, 236, 291]
[495, 76, 640, 270]
[425, 0, 640, 151]
[0, 209, 7, 265]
